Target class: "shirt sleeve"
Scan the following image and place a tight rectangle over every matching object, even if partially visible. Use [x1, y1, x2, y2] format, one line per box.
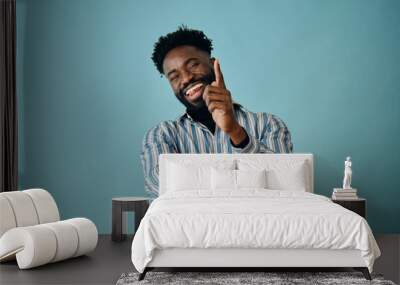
[231, 113, 293, 154]
[140, 124, 177, 197]
[229, 128, 250, 148]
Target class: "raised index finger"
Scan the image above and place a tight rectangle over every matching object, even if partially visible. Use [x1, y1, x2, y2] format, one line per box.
[214, 59, 226, 89]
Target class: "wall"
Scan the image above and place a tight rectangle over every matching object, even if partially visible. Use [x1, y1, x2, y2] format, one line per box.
[16, 0, 400, 233]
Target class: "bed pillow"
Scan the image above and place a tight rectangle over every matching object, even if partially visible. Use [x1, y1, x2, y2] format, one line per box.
[238, 159, 309, 191]
[266, 162, 308, 191]
[236, 169, 267, 189]
[167, 160, 235, 192]
[211, 168, 267, 190]
[211, 168, 236, 190]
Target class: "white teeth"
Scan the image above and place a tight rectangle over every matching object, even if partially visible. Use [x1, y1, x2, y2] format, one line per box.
[185, 83, 203, 96]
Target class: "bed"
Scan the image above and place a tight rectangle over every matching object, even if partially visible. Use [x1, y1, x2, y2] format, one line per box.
[131, 154, 380, 280]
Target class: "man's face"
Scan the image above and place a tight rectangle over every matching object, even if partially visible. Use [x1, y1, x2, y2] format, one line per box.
[162, 45, 215, 110]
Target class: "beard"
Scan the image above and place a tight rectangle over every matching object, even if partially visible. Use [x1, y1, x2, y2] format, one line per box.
[174, 70, 216, 113]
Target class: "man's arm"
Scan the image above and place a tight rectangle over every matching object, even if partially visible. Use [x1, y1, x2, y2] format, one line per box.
[202, 59, 291, 153]
[231, 113, 293, 154]
[140, 124, 177, 197]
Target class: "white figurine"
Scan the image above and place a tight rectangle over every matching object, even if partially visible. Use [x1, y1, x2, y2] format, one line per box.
[342, 156, 352, 189]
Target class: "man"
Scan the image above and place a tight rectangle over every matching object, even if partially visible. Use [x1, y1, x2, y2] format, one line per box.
[141, 26, 293, 197]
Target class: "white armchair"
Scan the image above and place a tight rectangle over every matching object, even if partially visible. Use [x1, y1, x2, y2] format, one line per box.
[0, 188, 98, 269]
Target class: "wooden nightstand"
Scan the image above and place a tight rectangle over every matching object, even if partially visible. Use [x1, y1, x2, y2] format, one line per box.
[332, 198, 366, 218]
[112, 197, 150, 242]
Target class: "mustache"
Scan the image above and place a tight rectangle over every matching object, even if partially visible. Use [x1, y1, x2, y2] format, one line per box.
[177, 72, 216, 100]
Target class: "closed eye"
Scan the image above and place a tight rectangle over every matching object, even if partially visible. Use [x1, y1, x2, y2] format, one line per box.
[169, 73, 179, 82]
[188, 61, 199, 69]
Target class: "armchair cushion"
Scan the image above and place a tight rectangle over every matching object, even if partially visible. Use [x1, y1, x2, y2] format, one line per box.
[0, 218, 98, 269]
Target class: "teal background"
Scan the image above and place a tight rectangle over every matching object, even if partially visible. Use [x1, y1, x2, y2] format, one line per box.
[16, 0, 400, 234]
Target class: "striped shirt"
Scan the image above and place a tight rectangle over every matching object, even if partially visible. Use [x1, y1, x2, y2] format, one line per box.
[140, 104, 293, 197]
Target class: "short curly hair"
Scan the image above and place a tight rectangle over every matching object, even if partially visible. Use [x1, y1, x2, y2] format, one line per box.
[151, 25, 213, 74]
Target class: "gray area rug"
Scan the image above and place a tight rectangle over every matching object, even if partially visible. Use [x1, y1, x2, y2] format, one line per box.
[116, 271, 396, 285]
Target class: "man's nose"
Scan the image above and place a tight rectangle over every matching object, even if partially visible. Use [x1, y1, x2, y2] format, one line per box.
[180, 69, 194, 87]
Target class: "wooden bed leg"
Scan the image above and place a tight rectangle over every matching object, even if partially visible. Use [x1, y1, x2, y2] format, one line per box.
[361, 268, 372, 280]
[354, 267, 372, 280]
[138, 268, 148, 281]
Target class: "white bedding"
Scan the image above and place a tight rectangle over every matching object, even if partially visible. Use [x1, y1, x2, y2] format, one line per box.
[131, 190, 380, 273]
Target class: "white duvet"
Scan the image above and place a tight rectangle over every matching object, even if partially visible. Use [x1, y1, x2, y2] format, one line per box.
[131, 190, 380, 273]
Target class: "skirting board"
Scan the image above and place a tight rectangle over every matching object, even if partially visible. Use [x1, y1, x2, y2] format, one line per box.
[148, 248, 366, 267]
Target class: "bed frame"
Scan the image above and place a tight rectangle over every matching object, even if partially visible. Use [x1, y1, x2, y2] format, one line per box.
[138, 154, 372, 281]
[139, 248, 371, 280]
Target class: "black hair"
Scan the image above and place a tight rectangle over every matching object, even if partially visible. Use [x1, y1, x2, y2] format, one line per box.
[151, 25, 213, 74]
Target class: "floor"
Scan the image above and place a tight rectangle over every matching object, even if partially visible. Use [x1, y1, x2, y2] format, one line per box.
[0, 234, 399, 285]
[0, 235, 135, 285]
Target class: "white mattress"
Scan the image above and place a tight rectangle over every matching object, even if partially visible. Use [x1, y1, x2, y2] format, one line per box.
[131, 190, 380, 273]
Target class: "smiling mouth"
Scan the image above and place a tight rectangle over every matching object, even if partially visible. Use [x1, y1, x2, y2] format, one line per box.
[184, 83, 204, 101]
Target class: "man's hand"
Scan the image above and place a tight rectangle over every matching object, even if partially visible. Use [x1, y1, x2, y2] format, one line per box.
[203, 59, 247, 145]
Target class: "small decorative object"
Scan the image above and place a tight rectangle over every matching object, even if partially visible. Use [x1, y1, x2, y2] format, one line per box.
[342, 156, 352, 189]
[332, 156, 358, 200]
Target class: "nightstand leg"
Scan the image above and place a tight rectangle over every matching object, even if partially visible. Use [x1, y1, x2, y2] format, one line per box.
[112, 201, 126, 241]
